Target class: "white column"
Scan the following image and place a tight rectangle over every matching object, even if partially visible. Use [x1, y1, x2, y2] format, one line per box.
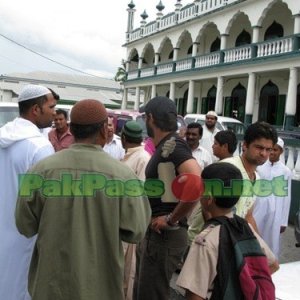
[125, 61, 130, 72]
[121, 88, 128, 110]
[252, 26, 260, 43]
[173, 48, 179, 61]
[294, 14, 300, 34]
[286, 67, 298, 115]
[215, 76, 224, 114]
[192, 43, 199, 56]
[151, 84, 157, 99]
[154, 53, 160, 65]
[196, 82, 202, 113]
[187, 80, 195, 113]
[134, 87, 140, 111]
[138, 57, 143, 69]
[169, 82, 175, 101]
[220, 34, 228, 50]
[246, 73, 256, 115]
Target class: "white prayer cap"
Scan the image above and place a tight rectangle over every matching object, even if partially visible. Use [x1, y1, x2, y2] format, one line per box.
[206, 111, 218, 118]
[18, 84, 51, 102]
[276, 137, 284, 149]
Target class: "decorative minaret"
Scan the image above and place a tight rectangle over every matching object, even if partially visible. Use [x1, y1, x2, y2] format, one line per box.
[156, 0, 165, 29]
[140, 10, 148, 37]
[194, 0, 200, 15]
[126, 1, 136, 42]
[175, 0, 182, 23]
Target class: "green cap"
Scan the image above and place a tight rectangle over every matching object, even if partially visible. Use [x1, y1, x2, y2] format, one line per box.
[122, 120, 143, 139]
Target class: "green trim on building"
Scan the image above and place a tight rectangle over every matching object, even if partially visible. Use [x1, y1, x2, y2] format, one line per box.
[245, 114, 252, 127]
[284, 115, 296, 130]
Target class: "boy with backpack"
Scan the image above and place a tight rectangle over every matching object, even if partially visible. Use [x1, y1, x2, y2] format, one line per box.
[176, 162, 279, 300]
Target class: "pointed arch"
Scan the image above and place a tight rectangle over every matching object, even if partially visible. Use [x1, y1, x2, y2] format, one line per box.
[264, 21, 284, 40]
[225, 11, 251, 35]
[258, 81, 283, 125]
[224, 83, 246, 121]
[158, 37, 174, 62]
[141, 43, 155, 65]
[235, 30, 251, 46]
[257, 0, 292, 28]
[176, 30, 193, 59]
[201, 85, 216, 113]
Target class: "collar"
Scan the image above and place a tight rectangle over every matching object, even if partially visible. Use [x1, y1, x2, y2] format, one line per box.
[126, 145, 144, 155]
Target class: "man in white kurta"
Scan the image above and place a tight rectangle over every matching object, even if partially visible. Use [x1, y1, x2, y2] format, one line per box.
[253, 138, 292, 259]
[0, 85, 56, 300]
[199, 111, 219, 160]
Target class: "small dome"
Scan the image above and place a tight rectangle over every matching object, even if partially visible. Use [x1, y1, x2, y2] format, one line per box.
[128, 0, 135, 9]
[140, 10, 148, 20]
[156, 1, 165, 12]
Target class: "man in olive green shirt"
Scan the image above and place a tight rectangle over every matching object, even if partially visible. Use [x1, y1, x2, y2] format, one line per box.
[16, 99, 151, 300]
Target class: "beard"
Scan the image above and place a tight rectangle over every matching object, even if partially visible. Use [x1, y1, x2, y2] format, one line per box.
[205, 122, 215, 129]
[146, 122, 154, 138]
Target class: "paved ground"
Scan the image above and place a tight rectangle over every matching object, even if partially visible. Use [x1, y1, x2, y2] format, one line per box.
[279, 225, 300, 263]
[170, 224, 300, 300]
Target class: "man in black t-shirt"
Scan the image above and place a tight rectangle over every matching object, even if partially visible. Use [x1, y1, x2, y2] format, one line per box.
[133, 96, 201, 300]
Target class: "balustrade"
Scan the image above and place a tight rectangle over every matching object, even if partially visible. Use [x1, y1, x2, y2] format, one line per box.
[128, 0, 239, 41]
[156, 63, 173, 75]
[176, 58, 193, 71]
[257, 37, 293, 57]
[194, 53, 220, 68]
[140, 67, 155, 78]
[224, 46, 251, 63]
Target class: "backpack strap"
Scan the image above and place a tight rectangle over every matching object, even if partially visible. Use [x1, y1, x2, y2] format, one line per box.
[209, 216, 241, 300]
[210, 215, 271, 300]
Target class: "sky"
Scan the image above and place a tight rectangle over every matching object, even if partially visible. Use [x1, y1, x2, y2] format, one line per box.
[0, 0, 189, 79]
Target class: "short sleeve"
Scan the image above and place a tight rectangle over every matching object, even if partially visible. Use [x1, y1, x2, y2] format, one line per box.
[177, 227, 219, 298]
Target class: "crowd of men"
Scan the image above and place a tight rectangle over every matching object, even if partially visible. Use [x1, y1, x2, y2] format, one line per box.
[0, 84, 292, 300]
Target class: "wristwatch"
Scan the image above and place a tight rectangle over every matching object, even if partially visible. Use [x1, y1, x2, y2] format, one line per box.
[166, 213, 179, 227]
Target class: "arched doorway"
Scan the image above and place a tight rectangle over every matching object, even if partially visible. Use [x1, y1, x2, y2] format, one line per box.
[258, 81, 285, 125]
[264, 21, 284, 40]
[210, 38, 221, 52]
[201, 86, 216, 113]
[235, 30, 251, 47]
[175, 89, 188, 116]
[224, 83, 246, 122]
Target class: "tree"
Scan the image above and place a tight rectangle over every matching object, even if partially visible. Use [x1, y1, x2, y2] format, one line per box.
[114, 59, 127, 83]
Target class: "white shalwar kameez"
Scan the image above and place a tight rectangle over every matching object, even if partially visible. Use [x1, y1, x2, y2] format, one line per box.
[200, 124, 219, 161]
[253, 160, 292, 259]
[0, 118, 54, 300]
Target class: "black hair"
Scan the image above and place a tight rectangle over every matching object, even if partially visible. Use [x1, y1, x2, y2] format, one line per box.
[48, 88, 60, 101]
[121, 133, 143, 144]
[187, 122, 203, 136]
[214, 130, 237, 154]
[55, 109, 68, 119]
[244, 121, 277, 146]
[152, 112, 178, 132]
[70, 121, 106, 139]
[18, 95, 48, 115]
[202, 162, 243, 208]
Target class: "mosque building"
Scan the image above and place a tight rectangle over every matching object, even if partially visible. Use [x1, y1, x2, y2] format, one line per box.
[122, 0, 300, 130]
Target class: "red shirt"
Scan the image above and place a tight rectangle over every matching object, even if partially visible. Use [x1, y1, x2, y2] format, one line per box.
[48, 128, 74, 152]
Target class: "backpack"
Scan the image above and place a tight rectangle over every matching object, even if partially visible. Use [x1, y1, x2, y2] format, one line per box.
[207, 215, 275, 300]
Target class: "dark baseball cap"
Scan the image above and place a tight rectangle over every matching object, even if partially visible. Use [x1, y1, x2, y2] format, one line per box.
[142, 96, 177, 119]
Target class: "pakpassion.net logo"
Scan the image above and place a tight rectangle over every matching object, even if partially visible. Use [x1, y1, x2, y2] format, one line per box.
[18, 173, 288, 201]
